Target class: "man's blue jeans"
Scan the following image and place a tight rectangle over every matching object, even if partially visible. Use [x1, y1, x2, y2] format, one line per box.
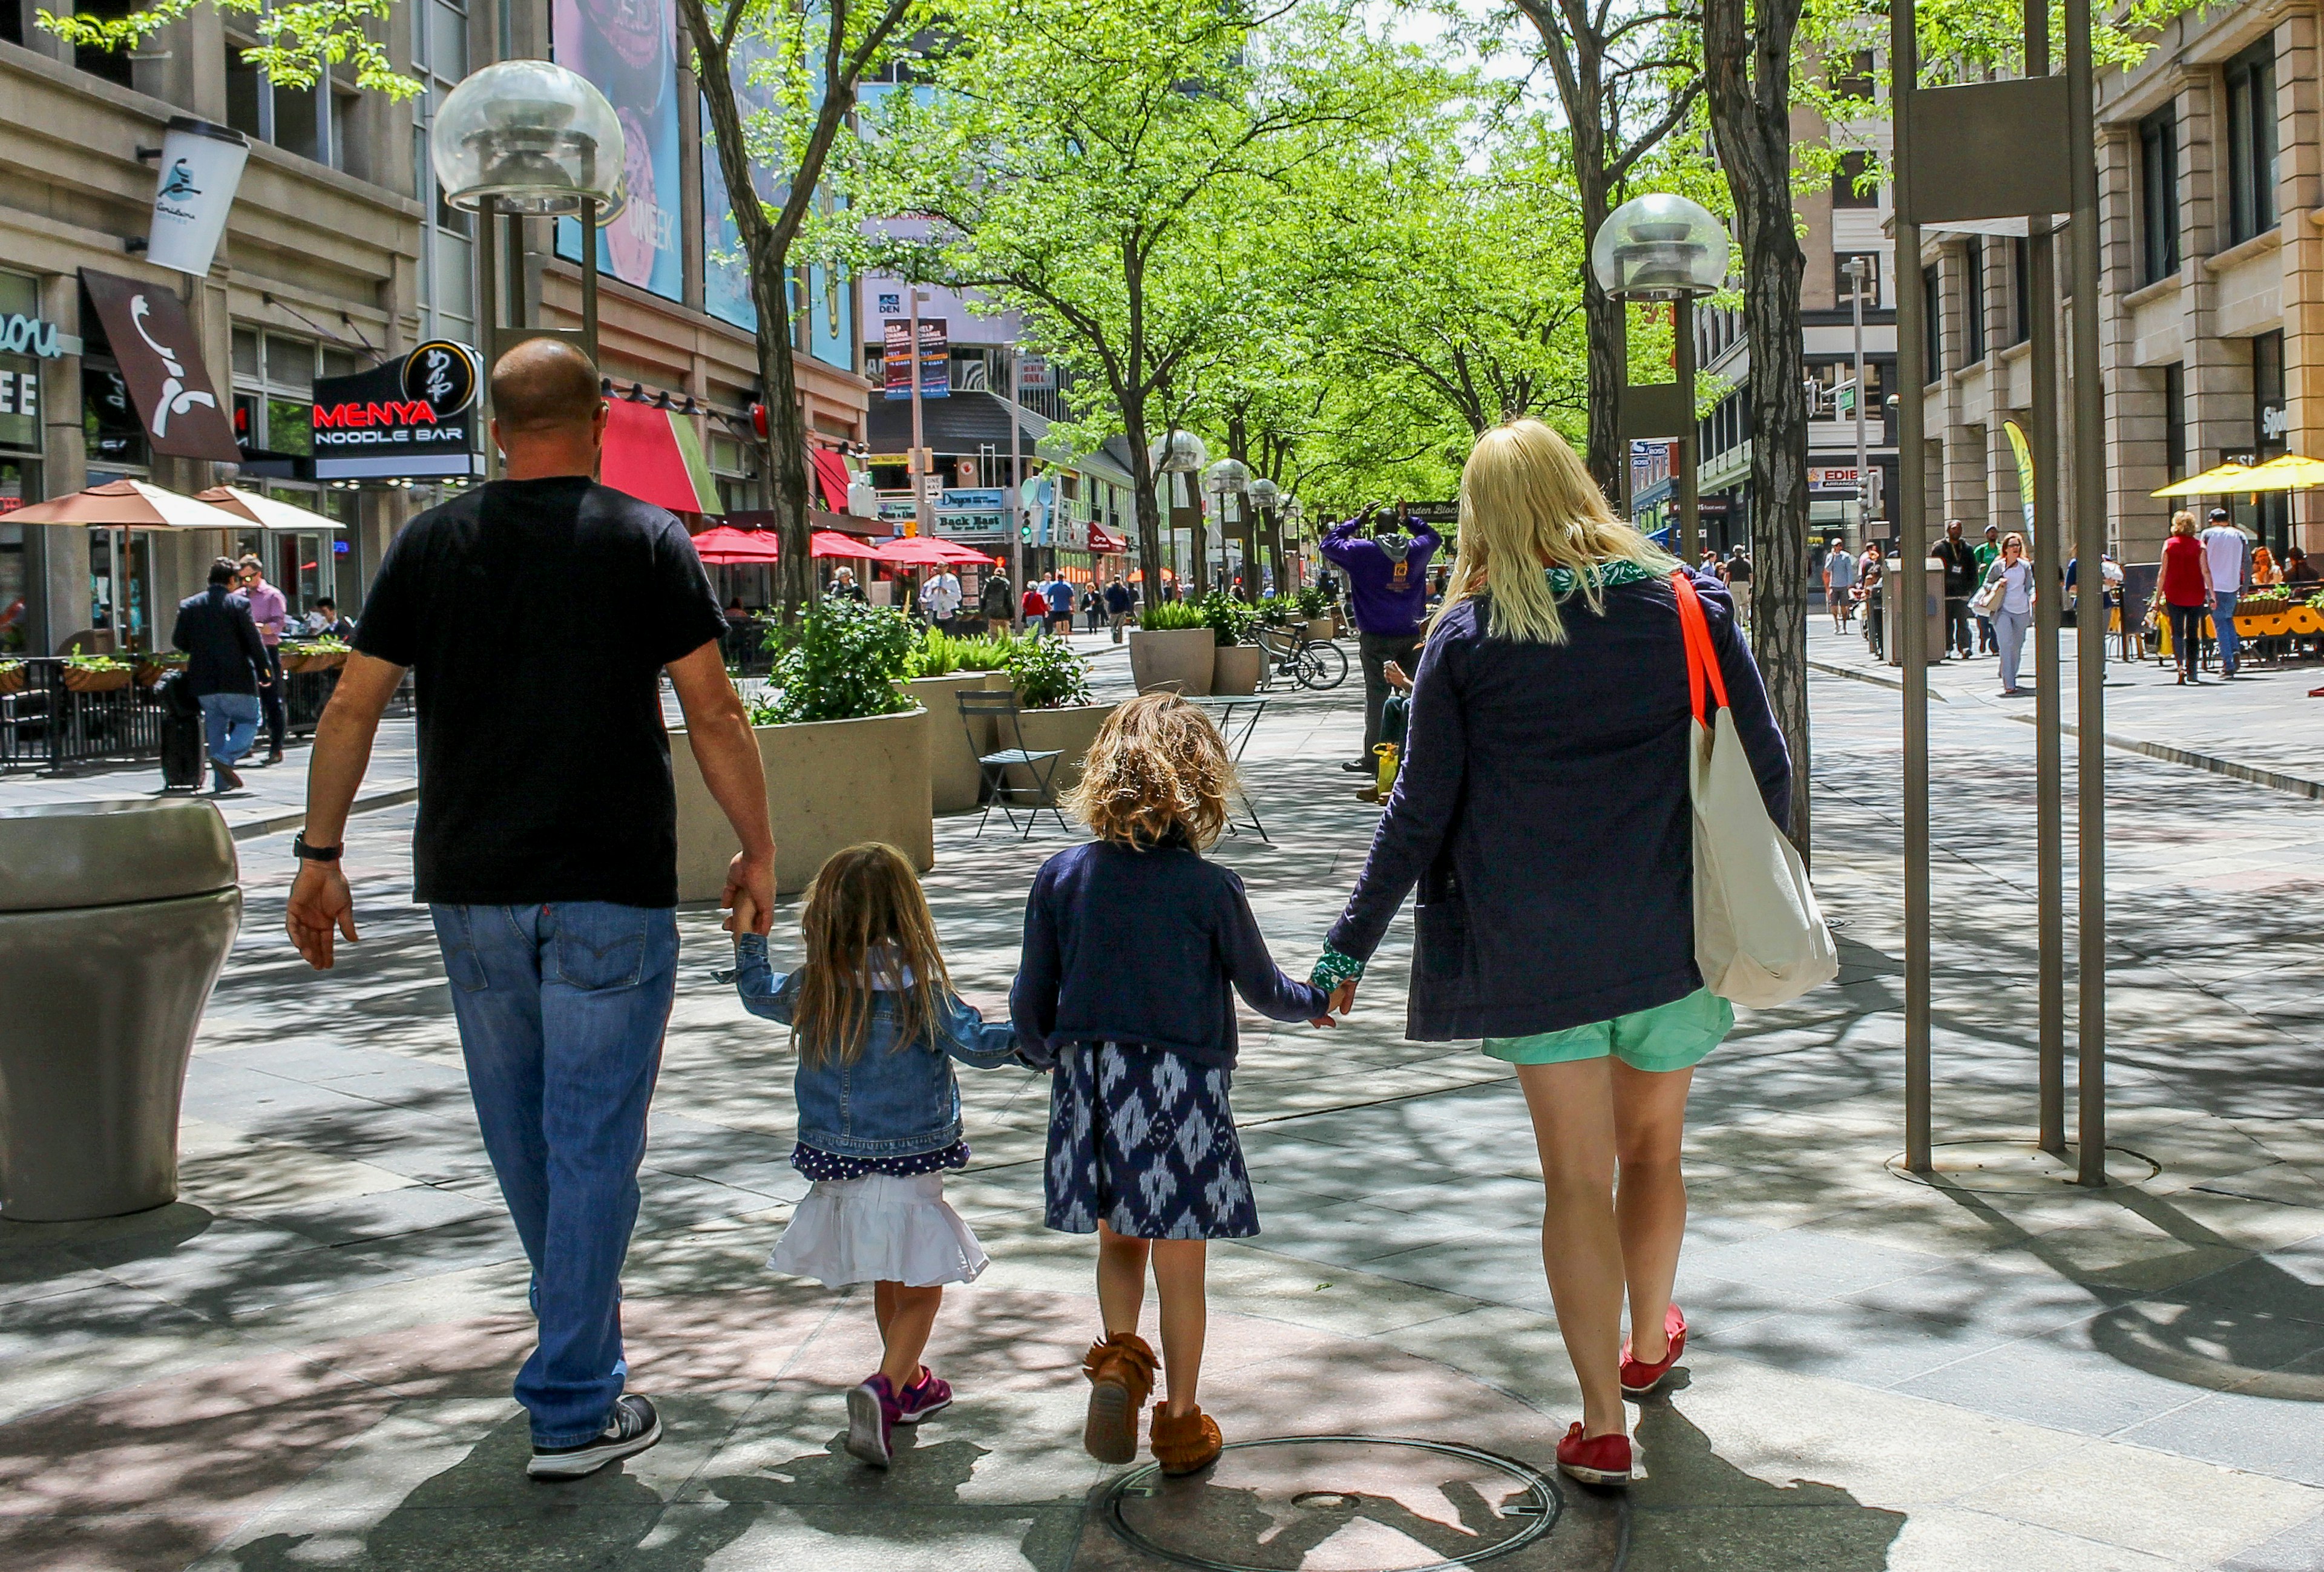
[430, 902, 678, 1446]
[2213, 590, 2240, 673]
[198, 692, 259, 782]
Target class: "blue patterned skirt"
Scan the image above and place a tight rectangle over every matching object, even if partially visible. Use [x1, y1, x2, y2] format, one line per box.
[1044, 1042, 1259, 1240]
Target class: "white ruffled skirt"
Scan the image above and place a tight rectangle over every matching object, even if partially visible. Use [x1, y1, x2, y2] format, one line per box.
[768, 1171, 990, 1288]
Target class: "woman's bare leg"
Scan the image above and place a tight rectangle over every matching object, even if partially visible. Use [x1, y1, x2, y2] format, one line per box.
[1517, 1059, 1626, 1438]
[1610, 1062, 1695, 1363]
[1149, 1240, 1208, 1417]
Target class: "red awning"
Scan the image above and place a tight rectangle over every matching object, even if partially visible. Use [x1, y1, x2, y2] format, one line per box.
[603, 400, 719, 514]
[1088, 522, 1127, 555]
[809, 448, 853, 513]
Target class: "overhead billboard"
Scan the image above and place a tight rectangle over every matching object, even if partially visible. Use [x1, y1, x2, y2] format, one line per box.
[553, 0, 683, 300]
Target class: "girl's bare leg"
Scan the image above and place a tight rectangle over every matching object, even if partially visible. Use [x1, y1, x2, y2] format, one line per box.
[876, 1282, 944, 1389]
[1149, 1239, 1208, 1417]
[1097, 1220, 1151, 1335]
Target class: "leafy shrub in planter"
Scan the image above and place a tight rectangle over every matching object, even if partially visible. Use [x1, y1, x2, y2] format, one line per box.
[1004, 636, 1091, 709]
[64, 654, 132, 673]
[1138, 600, 1207, 632]
[753, 600, 916, 725]
[907, 626, 1022, 677]
[1198, 591, 1258, 648]
[1295, 586, 1330, 619]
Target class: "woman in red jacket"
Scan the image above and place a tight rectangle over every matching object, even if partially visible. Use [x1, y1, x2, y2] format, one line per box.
[2159, 510, 2211, 685]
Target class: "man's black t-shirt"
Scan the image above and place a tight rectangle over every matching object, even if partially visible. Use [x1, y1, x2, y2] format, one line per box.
[1931, 536, 1978, 596]
[353, 477, 727, 908]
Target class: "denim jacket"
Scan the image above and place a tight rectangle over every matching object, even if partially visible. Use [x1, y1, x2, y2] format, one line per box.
[732, 933, 1019, 1159]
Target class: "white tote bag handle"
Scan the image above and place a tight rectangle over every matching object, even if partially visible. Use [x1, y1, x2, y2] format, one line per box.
[1672, 571, 1839, 1008]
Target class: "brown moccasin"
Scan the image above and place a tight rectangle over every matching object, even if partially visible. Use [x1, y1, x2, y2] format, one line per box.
[1081, 1332, 1158, 1465]
[1150, 1405, 1224, 1476]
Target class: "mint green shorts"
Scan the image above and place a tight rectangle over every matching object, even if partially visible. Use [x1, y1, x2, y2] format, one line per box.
[1483, 988, 1733, 1073]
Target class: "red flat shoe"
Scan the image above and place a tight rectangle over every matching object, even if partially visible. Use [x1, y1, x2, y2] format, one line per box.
[1556, 1422, 1633, 1486]
[1620, 1303, 1687, 1397]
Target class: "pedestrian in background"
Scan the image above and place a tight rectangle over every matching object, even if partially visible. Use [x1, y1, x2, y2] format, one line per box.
[1104, 575, 1132, 643]
[2199, 507, 2248, 679]
[2161, 510, 2210, 686]
[1722, 547, 1753, 627]
[1316, 418, 1788, 1489]
[1319, 501, 1441, 778]
[1972, 524, 2001, 654]
[979, 568, 1014, 628]
[171, 556, 272, 794]
[1013, 692, 1334, 1478]
[829, 566, 868, 603]
[237, 554, 289, 764]
[1981, 531, 2035, 696]
[284, 339, 775, 1482]
[1022, 581, 1050, 636]
[1931, 521, 1978, 659]
[1823, 538, 1857, 631]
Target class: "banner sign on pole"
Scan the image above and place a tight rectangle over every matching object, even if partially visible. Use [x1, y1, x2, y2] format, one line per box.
[884, 320, 950, 400]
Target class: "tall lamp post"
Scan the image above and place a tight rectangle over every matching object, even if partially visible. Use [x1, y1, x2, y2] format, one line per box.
[432, 58, 622, 476]
[1203, 458, 1252, 597]
[1589, 194, 1731, 562]
[1843, 256, 1873, 550]
[1150, 429, 1207, 599]
[1247, 476, 1281, 594]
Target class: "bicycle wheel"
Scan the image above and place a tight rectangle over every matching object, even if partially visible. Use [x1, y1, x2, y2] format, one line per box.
[1296, 640, 1349, 689]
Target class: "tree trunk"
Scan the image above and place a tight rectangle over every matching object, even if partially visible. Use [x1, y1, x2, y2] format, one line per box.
[1704, 0, 1811, 857]
[1123, 390, 1165, 605]
[751, 252, 816, 620]
[1580, 197, 1625, 501]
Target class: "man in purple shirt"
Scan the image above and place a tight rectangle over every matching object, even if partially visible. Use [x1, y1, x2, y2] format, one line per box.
[238, 554, 289, 765]
[1319, 502, 1441, 775]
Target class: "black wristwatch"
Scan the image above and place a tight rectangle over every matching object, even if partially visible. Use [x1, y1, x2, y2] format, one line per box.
[292, 834, 343, 863]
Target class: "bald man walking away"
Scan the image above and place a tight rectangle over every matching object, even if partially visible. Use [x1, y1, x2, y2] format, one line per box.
[285, 340, 775, 1481]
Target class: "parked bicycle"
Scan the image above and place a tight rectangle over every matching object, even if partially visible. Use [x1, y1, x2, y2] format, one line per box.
[1254, 623, 1349, 690]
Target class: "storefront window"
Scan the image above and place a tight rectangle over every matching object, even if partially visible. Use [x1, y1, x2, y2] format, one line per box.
[84, 364, 147, 469]
[0, 514, 28, 653]
[87, 527, 155, 651]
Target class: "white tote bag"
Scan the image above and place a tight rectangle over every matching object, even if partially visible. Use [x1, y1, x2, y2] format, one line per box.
[1671, 571, 1839, 1008]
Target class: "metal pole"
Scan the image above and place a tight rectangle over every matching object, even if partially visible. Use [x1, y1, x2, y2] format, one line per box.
[1676, 295, 1700, 562]
[1851, 262, 1869, 550]
[477, 195, 500, 481]
[909, 287, 930, 540]
[2027, 0, 2067, 1159]
[1892, 0, 1933, 1172]
[579, 197, 600, 364]
[1009, 349, 1025, 632]
[2066, 0, 2110, 1186]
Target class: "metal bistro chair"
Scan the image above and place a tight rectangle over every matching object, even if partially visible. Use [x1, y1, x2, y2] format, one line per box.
[959, 689, 1072, 840]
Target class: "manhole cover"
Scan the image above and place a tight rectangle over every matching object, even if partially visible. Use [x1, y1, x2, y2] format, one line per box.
[1101, 1434, 1560, 1572]
[1886, 1139, 2160, 1194]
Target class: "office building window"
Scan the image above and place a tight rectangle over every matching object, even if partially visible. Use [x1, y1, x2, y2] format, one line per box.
[72, 0, 136, 85]
[223, 35, 346, 169]
[1923, 265, 1942, 381]
[1836, 252, 1880, 309]
[2138, 110, 2179, 282]
[1832, 150, 1878, 209]
[2162, 363, 2186, 482]
[1961, 239, 1986, 365]
[2224, 41, 2277, 245]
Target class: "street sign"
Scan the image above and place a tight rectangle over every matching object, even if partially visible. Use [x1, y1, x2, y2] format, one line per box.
[1835, 381, 1857, 418]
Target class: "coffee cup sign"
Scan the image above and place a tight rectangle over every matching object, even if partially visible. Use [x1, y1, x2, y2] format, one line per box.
[146, 118, 251, 278]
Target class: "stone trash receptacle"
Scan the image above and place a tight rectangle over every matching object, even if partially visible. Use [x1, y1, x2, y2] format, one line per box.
[0, 798, 241, 1222]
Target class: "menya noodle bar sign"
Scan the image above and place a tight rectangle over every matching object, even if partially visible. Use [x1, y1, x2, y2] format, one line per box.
[311, 341, 482, 479]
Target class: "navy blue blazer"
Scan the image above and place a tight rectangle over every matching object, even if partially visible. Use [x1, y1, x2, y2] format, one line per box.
[1012, 837, 1330, 1070]
[1324, 569, 1791, 1040]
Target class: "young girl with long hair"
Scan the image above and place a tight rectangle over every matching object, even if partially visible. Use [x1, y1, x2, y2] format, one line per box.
[730, 842, 1019, 1469]
[1012, 692, 1336, 1476]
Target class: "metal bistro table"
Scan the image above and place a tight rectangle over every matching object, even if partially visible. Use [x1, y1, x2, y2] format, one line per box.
[1192, 694, 1269, 842]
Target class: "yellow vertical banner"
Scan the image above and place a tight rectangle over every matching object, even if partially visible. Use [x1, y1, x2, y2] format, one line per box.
[2003, 419, 2038, 539]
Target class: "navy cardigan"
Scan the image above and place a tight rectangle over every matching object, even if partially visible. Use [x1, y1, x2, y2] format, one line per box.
[1012, 838, 1331, 1070]
[1324, 569, 1791, 1040]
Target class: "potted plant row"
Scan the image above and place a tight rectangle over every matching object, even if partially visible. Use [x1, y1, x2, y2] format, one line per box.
[0, 659, 24, 697]
[281, 637, 351, 674]
[61, 654, 133, 694]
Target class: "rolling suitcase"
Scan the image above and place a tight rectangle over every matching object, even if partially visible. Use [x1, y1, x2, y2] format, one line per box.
[157, 675, 205, 791]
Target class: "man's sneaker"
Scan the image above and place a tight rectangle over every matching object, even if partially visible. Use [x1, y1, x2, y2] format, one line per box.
[846, 1375, 902, 1467]
[1620, 1304, 1687, 1398]
[1556, 1422, 1633, 1487]
[894, 1367, 953, 1425]
[528, 1395, 661, 1481]
[1340, 759, 1373, 774]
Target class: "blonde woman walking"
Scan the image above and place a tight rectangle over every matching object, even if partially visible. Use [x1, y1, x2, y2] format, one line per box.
[1311, 419, 1790, 1487]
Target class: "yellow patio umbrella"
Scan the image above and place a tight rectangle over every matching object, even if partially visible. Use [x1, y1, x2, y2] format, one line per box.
[2151, 461, 2264, 498]
[2243, 453, 2324, 488]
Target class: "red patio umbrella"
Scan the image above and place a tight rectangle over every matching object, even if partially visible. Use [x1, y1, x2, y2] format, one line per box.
[811, 530, 882, 559]
[873, 535, 960, 567]
[921, 537, 1000, 565]
[691, 525, 780, 564]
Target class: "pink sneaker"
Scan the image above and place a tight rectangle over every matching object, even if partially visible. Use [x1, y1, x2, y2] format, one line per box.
[894, 1367, 953, 1424]
[845, 1375, 901, 1468]
[1621, 1304, 1687, 1398]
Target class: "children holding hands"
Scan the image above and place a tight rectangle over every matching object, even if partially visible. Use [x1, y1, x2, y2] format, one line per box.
[730, 692, 1335, 1480]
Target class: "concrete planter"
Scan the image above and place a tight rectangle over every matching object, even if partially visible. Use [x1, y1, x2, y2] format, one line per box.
[908, 671, 1006, 815]
[1000, 699, 1121, 798]
[1306, 618, 1337, 643]
[1128, 627, 1215, 696]
[1212, 644, 1262, 696]
[672, 706, 933, 899]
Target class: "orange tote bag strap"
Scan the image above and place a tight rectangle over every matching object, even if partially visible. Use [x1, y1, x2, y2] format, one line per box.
[1669, 568, 1730, 725]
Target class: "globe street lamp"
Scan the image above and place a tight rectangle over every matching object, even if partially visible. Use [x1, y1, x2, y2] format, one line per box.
[1150, 429, 1207, 597]
[1590, 193, 1730, 562]
[1203, 458, 1251, 598]
[432, 59, 624, 402]
[1247, 476, 1281, 594]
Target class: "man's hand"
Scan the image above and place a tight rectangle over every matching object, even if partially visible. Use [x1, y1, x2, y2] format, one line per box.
[724, 850, 773, 935]
[286, 860, 358, 969]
